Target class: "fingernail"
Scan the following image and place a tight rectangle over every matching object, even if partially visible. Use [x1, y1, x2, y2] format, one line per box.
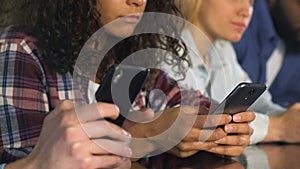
[225, 125, 233, 132]
[227, 115, 232, 122]
[122, 130, 131, 138]
[240, 137, 247, 144]
[126, 147, 132, 157]
[115, 105, 120, 113]
[210, 147, 216, 151]
[215, 138, 224, 143]
[120, 156, 127, 162]
[233, 115, 241, 122]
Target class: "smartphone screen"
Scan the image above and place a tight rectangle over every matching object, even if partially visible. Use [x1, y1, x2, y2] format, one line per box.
[211, 82, 267, 115]
[96, 64, 150, 125]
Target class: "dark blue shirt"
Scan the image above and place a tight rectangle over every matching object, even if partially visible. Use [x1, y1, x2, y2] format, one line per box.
[233, 0, 300, 107]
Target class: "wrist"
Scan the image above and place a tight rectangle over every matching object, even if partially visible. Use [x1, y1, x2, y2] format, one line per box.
[264, 116, 284, 142]
[4, 157, 34, 169]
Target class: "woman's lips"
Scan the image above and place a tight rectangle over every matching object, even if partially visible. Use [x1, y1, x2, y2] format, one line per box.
[120, 15, 141, 24]
[231, 21, 247, 31]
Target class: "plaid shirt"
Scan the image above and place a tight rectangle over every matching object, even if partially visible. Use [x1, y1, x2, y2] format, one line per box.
[0, 26, 78, 163]
[0, 26, 211, 164]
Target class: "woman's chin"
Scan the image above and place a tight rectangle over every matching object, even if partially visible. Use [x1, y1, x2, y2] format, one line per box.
[226, 35, 243, 43]
[105, 25, 136, 38]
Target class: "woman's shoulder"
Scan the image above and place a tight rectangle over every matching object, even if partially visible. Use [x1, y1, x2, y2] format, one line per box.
[0, 25, 39, 50]
[0, 25, 44, 61]
[0, 25, 48, 72]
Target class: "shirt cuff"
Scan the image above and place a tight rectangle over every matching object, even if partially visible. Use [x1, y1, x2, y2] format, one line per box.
[0, 164, 6, 169]
[250, 113, 269, 144]
[242, 146, 269, 169]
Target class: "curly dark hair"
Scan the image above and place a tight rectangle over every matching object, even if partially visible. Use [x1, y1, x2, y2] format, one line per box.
[33, 0, 189, 82]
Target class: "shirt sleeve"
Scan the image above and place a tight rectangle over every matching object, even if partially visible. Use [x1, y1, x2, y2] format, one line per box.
[250, 113, 270, 144]
[0, 37, 48, 162]
[249, 91, 285, 144]
[0, 163, 6, 169]
[250, 90, 286, 116]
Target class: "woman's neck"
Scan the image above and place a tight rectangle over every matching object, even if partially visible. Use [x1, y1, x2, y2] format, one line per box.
[187, 24, 215, 65]
[191, 19, 217, 42]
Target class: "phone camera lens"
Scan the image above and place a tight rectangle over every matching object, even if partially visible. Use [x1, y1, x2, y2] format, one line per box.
[249, 89, 255, 95]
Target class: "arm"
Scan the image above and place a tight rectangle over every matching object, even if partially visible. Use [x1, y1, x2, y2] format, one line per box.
[264, 103, 300, 143]
[0, 37, 49, 162]
[248, 89, 300, 144]
[0, 32, 132, 168]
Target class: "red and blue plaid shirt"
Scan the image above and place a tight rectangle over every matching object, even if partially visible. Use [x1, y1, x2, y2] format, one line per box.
[0, 25, 211, 164]
[0, 26, 78, 163]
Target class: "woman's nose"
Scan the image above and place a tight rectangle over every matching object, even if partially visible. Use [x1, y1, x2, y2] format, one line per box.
[127, 0, 147, 7]
[238, 0, 253, 18]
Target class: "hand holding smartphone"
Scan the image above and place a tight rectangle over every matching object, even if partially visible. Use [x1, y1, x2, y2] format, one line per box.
[95, 64, 150, 125]
[211, 82, 267, 115]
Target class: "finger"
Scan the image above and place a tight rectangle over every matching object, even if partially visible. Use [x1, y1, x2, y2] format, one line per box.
[88, 155, 125, 169]
[70, 140, 131, 157]
[181, 106, 202, 115]
[232, 110, 255, 123]
[114, 158, 132, 169]
[214, 135, 250, 146]
[91, 139, 132, 157]
[81, 120, 131, 142]
[127, 108, 155, 123]
[224, 123, 253, 134]
[194, 114, 232, 128]
[207, 145, 246, 157]
[76, 102, 120, 123]
[68, 141, 123, 169]
[197, 106, 209, 115]
[176, 141, 217, 152]
[68, 140, 117, 156]
[183, 128, 227, 142]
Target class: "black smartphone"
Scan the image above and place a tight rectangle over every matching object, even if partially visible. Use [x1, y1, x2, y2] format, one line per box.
[96, 64, 150, 125]
[210, 82, 267, 115]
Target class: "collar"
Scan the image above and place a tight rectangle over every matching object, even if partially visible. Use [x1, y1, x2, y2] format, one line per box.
[182, 29, 225, 69]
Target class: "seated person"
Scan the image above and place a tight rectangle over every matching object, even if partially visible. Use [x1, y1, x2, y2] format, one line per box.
[233, 0, 300, 108]
[176, 0, 300, 145]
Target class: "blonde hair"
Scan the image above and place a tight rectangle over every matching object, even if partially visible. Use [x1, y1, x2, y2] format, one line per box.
[176, 0, 202, 23]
